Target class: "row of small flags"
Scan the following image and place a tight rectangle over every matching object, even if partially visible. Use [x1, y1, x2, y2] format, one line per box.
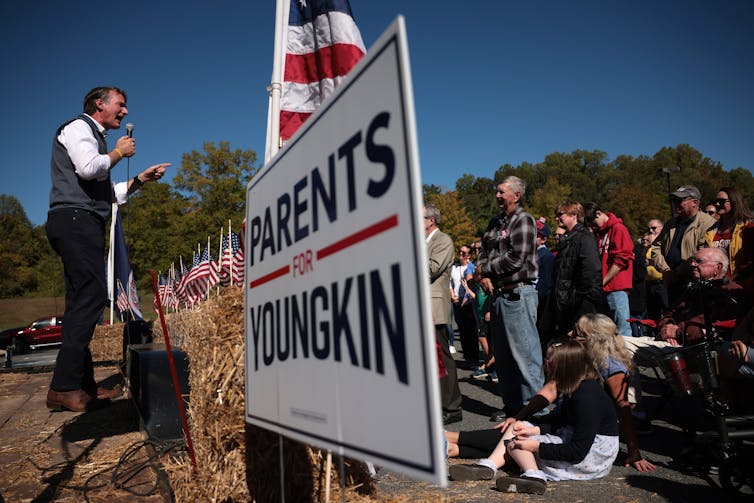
[154, 225, 245, 312]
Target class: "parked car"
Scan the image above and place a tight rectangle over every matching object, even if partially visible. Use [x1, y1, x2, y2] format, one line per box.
[0, 326, 26, 350]
[12, 315, 64, 353]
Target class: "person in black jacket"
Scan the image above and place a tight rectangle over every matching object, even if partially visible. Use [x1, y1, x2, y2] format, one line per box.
[541, 201, 602, 339]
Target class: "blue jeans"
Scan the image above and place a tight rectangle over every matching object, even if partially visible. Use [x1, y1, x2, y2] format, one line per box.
[491, 284, 544, 413]
[606, 290, 632, 337]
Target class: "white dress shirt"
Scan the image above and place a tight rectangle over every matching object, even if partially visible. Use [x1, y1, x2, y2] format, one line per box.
[57, 114, 129, 204]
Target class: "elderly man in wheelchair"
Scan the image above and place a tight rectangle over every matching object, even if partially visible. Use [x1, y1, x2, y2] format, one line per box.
[623, 247, 749, 411]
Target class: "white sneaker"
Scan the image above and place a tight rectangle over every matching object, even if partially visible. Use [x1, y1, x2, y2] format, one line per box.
[449, 346, 457, 354]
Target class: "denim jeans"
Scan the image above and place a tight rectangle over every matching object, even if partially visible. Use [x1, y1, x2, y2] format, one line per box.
[606, 290, 632, 337]
[491, 284, 544, 413]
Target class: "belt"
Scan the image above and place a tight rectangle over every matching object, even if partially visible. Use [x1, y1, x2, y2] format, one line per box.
[492, 280, 533, 296]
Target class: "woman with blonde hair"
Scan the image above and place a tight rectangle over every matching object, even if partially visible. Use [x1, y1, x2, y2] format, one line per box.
[573, 313, 654, 471]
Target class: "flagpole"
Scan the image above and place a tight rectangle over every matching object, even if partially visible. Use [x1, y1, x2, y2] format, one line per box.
[108, 203, 118, 324]
[265, 0, 290, 163]
[218, 227, 223, 295]
[228, 219, 234, 286]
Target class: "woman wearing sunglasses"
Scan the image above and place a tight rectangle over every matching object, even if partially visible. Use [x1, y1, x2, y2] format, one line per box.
[706, 187, 754, 280]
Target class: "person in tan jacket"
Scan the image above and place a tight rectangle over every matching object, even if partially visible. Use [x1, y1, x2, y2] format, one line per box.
[650, 185, 716, 305]
[425, 203, 463, 424]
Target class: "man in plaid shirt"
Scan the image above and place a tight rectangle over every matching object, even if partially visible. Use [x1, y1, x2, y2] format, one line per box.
[477, 176, 544, 421]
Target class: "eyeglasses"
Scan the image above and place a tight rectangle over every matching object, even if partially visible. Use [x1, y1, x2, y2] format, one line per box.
[714, 198, 730, 206]
[704, 210, 717, 215]
[556, 211, 571, 218]
[689, 257, 720, 265]
[459, 250, 469, 255]
[648, 226, 659, 231]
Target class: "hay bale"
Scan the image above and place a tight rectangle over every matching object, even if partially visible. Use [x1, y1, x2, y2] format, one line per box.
[163, 286, 375, 502]
[90, 322, 125, 363]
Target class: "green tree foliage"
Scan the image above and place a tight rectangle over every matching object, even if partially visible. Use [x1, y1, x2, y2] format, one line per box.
[124, 141, 259, 290]
[3, 143, 753, 298]
[455, 174, 498, 236]
[118, 183, 191, 290]
[173, 141, 258, 229]
[0, 195, 37, 297]
[528, 177, 572, 232]
[0, 196, 61, 298]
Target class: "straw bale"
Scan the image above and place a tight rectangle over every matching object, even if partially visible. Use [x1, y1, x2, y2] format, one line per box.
[163, 286, 376, 502]
[90, 322, 126, 363]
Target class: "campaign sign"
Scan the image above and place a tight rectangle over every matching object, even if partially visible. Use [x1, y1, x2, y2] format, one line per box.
[244, 17, 445, 484]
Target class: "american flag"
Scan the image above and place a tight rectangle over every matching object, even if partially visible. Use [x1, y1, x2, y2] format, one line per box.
[280, 0, 365, 141]
[113, 211, 143, 321]
[154, 274, 168, 312]
[219, 233, 232, 286]
[219, 230, 244, 286]
[174, 259, 190, 307]
[182, 246, 219, 303]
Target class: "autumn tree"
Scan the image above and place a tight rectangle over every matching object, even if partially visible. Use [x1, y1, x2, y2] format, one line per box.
[424, 190, 477, 247]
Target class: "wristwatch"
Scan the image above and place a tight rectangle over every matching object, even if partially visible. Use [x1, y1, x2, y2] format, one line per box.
[132, 175, 144, 188]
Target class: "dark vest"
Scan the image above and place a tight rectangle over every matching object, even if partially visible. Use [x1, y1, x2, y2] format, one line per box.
[48, 115, 112, 221]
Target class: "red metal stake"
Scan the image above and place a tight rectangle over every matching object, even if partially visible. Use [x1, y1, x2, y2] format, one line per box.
[150, 269, 198, 473]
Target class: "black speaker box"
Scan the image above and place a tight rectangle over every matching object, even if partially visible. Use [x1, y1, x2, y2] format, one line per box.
[127, 343, 190, 441]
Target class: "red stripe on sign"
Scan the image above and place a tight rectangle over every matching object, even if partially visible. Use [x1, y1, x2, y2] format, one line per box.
[284, 44, 365, 83]
[317, 214, 399, 261]
[249, 265, 291, 289]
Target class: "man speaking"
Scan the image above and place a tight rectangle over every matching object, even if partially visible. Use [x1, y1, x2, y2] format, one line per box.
[46, 86, 169, 412]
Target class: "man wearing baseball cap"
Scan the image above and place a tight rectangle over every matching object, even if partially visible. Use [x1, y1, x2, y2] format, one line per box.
[650, 185, 716, 305]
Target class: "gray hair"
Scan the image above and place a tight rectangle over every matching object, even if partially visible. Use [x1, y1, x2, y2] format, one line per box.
[502, 176, 525, 196]
[424, 204, 441, 225]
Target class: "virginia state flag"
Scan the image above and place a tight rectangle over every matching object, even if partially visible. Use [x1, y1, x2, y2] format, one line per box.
[280, 0, 366, 141]
[113, 211, 143, 321]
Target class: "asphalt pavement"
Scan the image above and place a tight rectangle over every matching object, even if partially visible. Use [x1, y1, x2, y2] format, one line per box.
[373, 341, 754, 502]
[2, 343, 751, 502]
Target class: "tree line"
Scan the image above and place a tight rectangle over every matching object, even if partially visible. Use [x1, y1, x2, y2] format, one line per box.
[2, 143, 752, 299]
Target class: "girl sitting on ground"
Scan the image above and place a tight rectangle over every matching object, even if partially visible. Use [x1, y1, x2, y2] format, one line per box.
[446, 314, 655, 473]
[448, 339, 620, 494]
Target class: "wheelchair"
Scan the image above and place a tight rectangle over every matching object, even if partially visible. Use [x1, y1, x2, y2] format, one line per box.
[642, 280, 754, 495]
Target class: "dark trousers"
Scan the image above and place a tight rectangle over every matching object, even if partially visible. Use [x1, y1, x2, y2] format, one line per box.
[46, 209, 107, 392]
[457, 428, 503, 458]
[453, 302, 479, 361]
[436, 324, 462, 414]
[646, 282, 669, 321]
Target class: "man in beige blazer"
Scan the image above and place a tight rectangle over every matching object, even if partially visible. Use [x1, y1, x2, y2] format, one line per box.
[424, 204, 462, 424]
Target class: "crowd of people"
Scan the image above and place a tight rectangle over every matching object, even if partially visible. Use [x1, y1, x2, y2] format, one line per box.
[425, 176, 754, 494]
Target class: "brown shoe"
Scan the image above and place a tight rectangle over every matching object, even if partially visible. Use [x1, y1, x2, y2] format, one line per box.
[96, 384, 124, 399]
[46, 389, 94, 412]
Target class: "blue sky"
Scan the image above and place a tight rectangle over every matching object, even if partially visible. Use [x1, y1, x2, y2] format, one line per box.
[2, 1, 753, 226]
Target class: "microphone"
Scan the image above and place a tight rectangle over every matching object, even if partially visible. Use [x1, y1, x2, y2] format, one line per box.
[126, 123, 134, 138]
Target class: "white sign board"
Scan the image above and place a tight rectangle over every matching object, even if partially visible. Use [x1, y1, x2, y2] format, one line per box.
[244, 17, 445, 484]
